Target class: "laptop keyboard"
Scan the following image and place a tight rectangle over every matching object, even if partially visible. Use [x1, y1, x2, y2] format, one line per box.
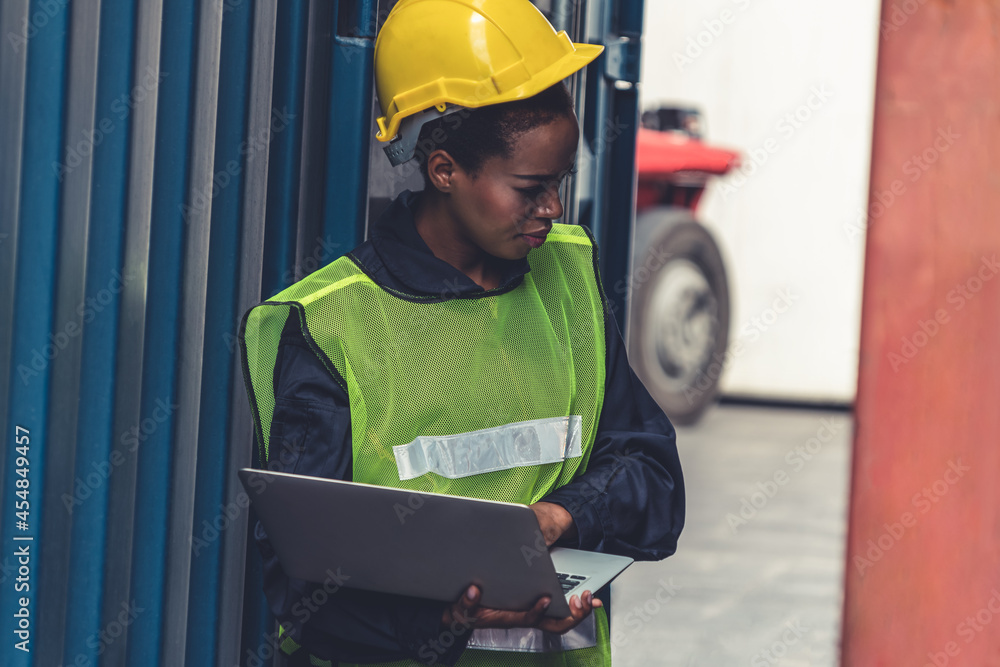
[556, 572, 588, 593]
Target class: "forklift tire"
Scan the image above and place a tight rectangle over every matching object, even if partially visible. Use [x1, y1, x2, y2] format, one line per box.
[626, 207, 730, 426]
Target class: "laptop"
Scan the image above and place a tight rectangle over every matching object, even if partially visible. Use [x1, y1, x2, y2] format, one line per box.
[239, 469, 633, 618]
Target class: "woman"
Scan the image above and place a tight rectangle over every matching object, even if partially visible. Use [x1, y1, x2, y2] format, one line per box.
[239, 1, 684, 665]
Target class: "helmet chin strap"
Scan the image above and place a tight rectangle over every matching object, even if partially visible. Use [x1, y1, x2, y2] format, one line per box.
[383, 105, 465, 167]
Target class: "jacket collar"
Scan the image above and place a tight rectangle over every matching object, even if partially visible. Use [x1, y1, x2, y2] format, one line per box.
[367, 189, 530, 298]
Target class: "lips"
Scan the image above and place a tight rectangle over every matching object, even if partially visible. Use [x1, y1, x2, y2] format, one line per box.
[519, 230, 549, 249]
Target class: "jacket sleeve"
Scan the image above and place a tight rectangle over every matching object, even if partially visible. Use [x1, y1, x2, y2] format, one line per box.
[252, 312, 471, 665]
[541, 313, 686, 561]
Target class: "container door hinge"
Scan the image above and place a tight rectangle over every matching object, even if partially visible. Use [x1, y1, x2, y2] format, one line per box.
[603, 35, 641, 84]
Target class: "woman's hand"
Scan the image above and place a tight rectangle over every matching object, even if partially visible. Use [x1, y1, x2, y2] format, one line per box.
[529, 501, 577, 547]
[438, 504, 592, 635]
[441, 585, 602, 635]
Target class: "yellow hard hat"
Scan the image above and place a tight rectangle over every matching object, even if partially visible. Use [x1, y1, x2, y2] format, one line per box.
[374, 0, 604, 164]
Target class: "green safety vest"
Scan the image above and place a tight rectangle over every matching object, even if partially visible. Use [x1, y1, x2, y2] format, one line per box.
[241, 223, 612, 666]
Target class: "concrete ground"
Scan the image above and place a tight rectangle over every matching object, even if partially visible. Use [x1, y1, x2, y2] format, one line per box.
[610, 403, 853, 667]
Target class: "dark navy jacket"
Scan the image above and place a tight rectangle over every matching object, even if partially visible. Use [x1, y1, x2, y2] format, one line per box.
[253, 190, 685, 665]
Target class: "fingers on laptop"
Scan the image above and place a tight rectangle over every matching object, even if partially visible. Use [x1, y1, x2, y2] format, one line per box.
[582, 589, 603, 608]
[444, 584, 481, 627]
[445, 585, 602, 633]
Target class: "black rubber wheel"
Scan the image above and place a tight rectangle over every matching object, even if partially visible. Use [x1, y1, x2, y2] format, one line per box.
[626, 207, 730, 425]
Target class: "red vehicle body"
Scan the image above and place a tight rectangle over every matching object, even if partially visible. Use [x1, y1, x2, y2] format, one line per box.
[636, 127, 740, 211]
[627, 115, 740, 424]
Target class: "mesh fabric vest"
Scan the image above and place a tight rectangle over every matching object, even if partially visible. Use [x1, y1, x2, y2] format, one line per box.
[240, 223, 612, 666]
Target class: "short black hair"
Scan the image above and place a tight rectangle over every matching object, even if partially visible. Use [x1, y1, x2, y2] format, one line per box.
[414, 82, 575, 185]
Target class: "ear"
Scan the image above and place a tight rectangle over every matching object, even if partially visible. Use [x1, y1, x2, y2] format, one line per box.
[426, 149, 458, 193]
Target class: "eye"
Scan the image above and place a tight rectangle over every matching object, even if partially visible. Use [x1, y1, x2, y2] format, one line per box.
[518, 186, 547, 199]
[516, 167, 576, 200]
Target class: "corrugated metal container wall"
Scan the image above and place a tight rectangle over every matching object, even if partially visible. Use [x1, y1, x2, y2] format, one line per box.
[0, 0, 374, 664]
[0, 0, 640, 664]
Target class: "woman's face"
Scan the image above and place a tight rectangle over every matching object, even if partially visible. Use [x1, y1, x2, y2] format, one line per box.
[446, 113, 581, 262]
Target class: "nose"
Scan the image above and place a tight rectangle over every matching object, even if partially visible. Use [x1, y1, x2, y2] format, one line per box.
[536, 185, 563, 221]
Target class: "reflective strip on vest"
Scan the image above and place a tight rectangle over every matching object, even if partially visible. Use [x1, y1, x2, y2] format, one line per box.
[393, 416, 582, 480]
[467, 613, 596, 652]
